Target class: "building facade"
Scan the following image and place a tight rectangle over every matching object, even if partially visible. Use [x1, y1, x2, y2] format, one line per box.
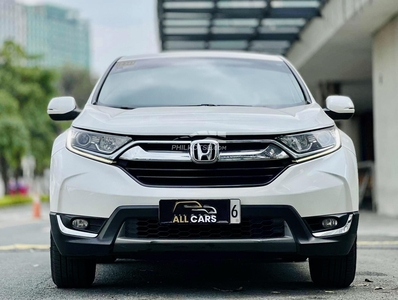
[25, 4, 90, 69]
[285, 0, 398, 217]
[0, 0, 26, 47]
[157, 0, 398, 216]
[0, 0, 90, 70]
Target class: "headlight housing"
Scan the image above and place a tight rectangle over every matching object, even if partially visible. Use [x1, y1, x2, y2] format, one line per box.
[277, 127, 340, 162]
[67, 128, 132, 163]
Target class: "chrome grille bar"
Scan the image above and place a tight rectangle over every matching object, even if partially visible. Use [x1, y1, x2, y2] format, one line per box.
[120, 144, 289, 162]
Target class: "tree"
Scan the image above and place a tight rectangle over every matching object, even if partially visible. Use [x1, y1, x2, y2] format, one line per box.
[0, 40, 57, 192]
[0, 91, 29, 194]
[58, 65, 96, 109]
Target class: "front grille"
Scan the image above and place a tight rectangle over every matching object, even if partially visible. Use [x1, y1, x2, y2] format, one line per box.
[119, 160, 291, 187]
[124, 218, 285, 239]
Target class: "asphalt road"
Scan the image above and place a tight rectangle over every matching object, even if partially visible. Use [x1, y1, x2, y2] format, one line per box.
[0, 204, 397, 300]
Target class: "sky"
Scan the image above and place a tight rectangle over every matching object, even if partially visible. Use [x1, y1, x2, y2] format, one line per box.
[17, 0, 160, 76]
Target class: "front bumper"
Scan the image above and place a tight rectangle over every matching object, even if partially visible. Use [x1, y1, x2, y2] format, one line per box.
[50, 205, 359, 259]
[50, 146, 358, 218]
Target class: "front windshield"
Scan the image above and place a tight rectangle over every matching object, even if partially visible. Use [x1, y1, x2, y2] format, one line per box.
[97, 57, 306, 108]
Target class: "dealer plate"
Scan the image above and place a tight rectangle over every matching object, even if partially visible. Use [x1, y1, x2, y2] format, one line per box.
[159, 199, 241, 225]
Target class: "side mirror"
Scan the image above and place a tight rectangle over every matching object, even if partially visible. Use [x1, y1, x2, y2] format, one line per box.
[324, 96, 355, 120]
[47, 97, 80, 121]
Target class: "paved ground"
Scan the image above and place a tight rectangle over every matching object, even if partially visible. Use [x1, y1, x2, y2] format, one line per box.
[0, 204, 397, 299]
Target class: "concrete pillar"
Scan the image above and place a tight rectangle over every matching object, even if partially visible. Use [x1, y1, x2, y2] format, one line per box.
[372, 16, 398, 216]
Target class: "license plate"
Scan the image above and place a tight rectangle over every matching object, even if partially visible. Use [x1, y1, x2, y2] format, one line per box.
[159, 199, 241, 225]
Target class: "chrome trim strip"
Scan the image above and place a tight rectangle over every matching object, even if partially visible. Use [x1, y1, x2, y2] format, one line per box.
[219, 146, 289, 162]
[56, 215, 97, 238]
[115, 236, 294, 244]
[120, 146, 191, 162]
[120, 145, 289, 162]
[312, 214, 353, 238]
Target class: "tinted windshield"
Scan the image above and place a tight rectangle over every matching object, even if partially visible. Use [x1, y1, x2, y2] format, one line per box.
[97, 57, 306, 108]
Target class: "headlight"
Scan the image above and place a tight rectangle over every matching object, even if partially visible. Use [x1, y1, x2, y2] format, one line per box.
[277, 127, 340, 161]
[67, 128, 132, 162]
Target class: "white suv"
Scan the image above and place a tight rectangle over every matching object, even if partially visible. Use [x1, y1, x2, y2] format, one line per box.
[48, 52, 358, 289]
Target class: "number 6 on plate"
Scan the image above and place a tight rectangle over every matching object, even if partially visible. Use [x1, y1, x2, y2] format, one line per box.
[230, 199, 241, 224]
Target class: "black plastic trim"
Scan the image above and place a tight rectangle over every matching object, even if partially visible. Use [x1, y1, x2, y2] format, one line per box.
[281, 58, 312, 104]
[91, 57, 121, 105]
[115, 161, 293, 189]
[50, 206, 358, 259]
[324, 108, 354, 120]
[49, 109, 80, 121]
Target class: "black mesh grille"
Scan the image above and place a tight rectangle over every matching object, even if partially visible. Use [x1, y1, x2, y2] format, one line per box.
[124, 218, 285, 239]
[119, 160, 291, 187]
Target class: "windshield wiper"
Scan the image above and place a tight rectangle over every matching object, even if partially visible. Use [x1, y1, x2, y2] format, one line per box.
[193, 104, 256, 107]
[106, 106, 135, 110]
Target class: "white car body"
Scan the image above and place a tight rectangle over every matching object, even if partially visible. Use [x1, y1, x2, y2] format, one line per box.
[50, 105, 358, 218]
[48, 52, 359, 289]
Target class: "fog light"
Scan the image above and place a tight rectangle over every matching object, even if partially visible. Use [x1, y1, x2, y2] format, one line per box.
[72, 219, 89, 230]
[322, 218, 338, 229]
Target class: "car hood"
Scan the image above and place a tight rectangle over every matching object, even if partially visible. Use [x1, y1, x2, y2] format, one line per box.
[73, 103, 334, 136]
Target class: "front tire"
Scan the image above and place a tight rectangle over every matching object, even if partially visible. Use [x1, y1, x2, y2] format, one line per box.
[51, 235, 96, 288]
[309, 241, 356, 288]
